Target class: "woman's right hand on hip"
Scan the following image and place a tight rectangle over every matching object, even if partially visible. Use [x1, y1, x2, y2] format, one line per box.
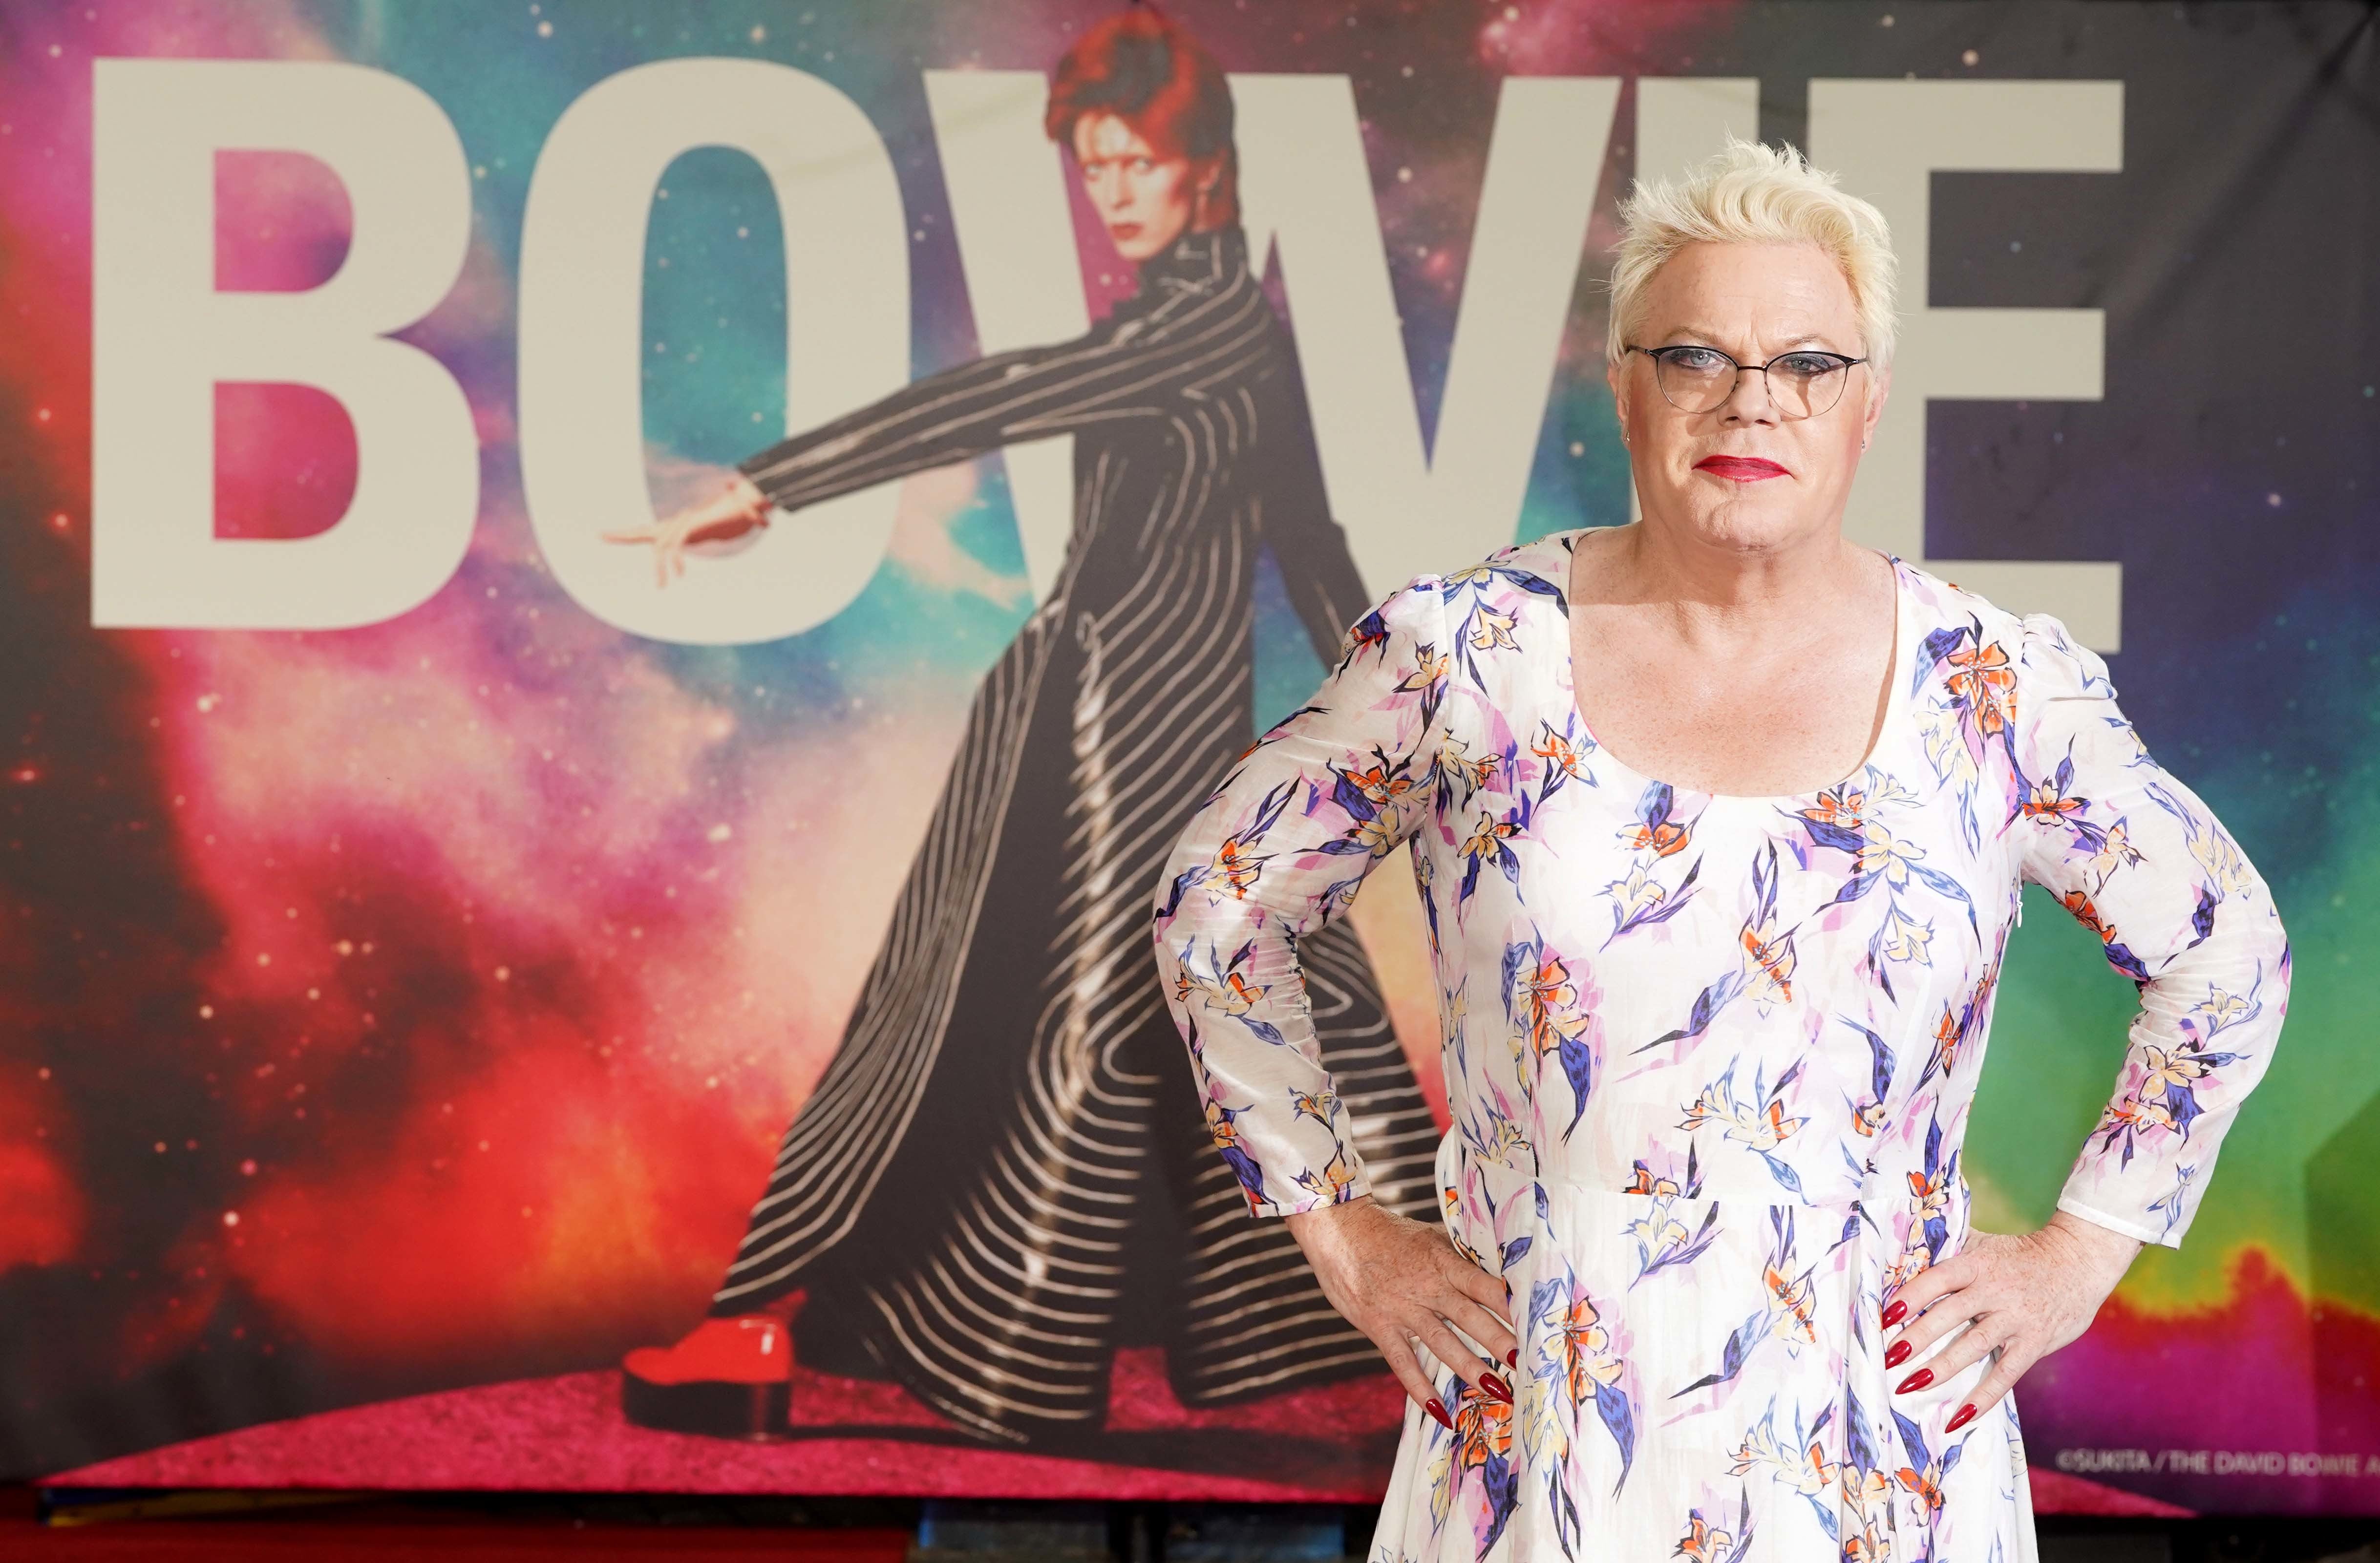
[600, 474, 771, 589]
[1286, 1194, 1516, 1428]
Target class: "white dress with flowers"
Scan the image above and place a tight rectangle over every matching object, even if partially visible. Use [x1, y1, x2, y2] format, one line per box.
[1150, 528, 2289, 1562]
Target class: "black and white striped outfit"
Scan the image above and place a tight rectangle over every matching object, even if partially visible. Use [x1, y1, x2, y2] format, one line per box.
[715, 226, 1440, 1447]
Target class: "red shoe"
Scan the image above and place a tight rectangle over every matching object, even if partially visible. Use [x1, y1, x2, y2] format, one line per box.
[621, 1315, 791, 1439]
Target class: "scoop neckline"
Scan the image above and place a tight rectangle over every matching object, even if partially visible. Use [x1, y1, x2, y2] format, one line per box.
[1518, 526, 1912, 809]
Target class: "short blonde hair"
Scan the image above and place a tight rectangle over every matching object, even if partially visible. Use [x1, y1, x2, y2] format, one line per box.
[1608, 138, 1898, 371]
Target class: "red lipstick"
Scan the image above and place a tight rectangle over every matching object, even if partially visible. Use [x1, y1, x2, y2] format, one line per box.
[1695, 456, 1789, 482]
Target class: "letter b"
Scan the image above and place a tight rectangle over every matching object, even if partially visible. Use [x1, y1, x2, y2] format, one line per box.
[91, 60, 476, 629]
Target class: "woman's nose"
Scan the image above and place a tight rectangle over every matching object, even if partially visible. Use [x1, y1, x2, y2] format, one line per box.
[1722, 369, 1781, 422]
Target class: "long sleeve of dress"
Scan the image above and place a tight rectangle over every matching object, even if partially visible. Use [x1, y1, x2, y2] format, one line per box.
[737, 279, 1273, 511]
[1150, 572, 1450, 1217]
[2012, 613, 2292, 1247]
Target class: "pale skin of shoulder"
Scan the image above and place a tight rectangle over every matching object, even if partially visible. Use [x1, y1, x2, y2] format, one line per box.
[1289, 238, 2139, 1425]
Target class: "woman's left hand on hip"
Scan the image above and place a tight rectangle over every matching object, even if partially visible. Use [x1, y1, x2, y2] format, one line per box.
[1880, 1209, 2142, 1428]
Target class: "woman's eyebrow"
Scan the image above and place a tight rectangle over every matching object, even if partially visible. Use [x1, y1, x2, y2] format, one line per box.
[1657, 329, 1841, 351]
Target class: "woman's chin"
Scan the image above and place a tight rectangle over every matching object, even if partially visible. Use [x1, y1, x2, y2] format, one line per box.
[1658, 490, 1837, 554]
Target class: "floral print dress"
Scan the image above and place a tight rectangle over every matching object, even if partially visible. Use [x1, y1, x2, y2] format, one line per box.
[1150, 527, 2289, 1562]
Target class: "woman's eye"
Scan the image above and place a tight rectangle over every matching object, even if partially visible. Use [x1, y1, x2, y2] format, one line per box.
[1665, 347, 1727, 373]
[1131, 158, 1153, 172]
[1774, 353, 1842, 379]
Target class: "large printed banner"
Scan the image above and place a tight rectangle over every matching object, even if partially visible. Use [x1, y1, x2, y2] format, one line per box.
[1, 0, 2375, 1517]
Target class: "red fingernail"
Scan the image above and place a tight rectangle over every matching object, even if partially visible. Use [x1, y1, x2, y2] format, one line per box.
[1881, 1300, 1908, 1328]
[1505, 1349, 1518, 1369]
[1479, 1372, 1512, 1404]
[1884, 1340, 1912, 1370]
[1945, 1402, 1977, 1433]
[1895, 1368, 1934, 1394]
[1424, 1398, 1452, 1431]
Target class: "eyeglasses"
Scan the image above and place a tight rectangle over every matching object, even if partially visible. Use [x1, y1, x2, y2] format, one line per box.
[1624, 343, 1867, 420]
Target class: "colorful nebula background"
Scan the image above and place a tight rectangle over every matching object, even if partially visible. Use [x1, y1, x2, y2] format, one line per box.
[1, 0, 2376, 1514]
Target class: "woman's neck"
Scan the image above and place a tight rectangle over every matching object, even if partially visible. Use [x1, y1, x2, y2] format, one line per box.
[1579, 519, 1881, 640]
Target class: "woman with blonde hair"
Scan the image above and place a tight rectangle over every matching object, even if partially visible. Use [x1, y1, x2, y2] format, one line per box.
[1153, 138, 2288, 1559]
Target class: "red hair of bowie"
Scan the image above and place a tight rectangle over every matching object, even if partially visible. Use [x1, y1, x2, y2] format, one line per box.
[1044, 4, 1241, 230]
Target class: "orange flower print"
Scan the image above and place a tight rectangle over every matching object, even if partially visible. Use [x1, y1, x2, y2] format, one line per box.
[1454, 1386, 1515, 1473]
[1762, 1263, 1818, 1349]
[1552, 1291, 1625, 1408]
[1340, 761, 1418, 812]
[1521, 953, 1590, 1058]
[1531, 725, 1587, 782]
[1944, 638, 2015, 736]
[1740, 923, 1797, 1008]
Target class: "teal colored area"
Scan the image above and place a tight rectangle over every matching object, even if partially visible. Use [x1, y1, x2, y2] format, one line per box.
[1519, 375, 1634, 544]
[1252, 544, 1326, 739]
[950, 463, 1033, 583]
[641, 147, 792, 473]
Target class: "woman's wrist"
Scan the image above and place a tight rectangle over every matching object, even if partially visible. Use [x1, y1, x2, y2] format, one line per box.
[1285, 1194, 1374, 1256]
[2043, 1207, 2142, 1288]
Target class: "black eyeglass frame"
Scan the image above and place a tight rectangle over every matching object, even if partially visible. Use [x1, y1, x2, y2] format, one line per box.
[1622, 343, 1870, 420]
